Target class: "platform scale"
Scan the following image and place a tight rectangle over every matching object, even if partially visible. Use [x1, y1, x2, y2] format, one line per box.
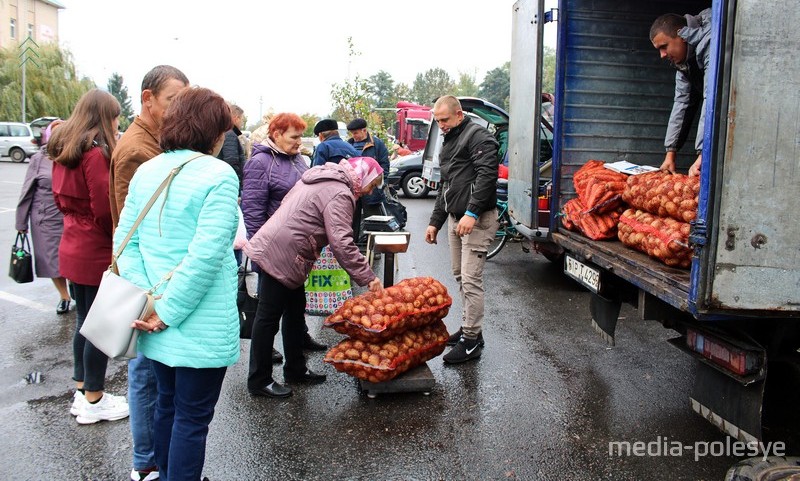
[358, 227, 436, 399]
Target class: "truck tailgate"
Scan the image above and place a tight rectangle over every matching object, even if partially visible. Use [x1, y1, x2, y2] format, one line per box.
[553, 231, 690, 312]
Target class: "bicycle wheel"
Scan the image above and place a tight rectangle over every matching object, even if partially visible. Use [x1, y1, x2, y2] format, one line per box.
[486, 212, 511, 259]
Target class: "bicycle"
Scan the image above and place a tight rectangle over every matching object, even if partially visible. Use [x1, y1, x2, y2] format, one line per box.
[487, 179, 528, 259]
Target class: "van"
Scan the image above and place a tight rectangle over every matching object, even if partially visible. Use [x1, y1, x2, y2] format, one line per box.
[0, 122, 39, 162]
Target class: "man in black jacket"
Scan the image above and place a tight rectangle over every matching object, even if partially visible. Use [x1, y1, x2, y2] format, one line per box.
[425, 95, 499, 363]
[217, 103, 246, 191]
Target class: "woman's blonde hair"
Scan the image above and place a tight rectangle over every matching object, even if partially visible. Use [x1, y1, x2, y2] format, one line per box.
[48, 89, 121, 168]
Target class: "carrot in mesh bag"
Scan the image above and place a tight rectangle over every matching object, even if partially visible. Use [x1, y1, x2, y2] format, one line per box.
[561, 198, 621, 240]
[324, 277, 452, 343]
[324, 320, 449, 383]
[572, 160, 627, 214]
[618, 208, 692, 269]
[622, 171, 700, 223]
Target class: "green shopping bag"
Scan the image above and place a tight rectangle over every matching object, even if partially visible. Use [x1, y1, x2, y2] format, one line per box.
[304, 246, 353, 316]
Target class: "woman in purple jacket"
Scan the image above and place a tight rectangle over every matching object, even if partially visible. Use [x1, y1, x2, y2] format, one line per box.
[241, 113, 326, 362]
[16, 120, 71, 314]
[244, 157, 384, 398]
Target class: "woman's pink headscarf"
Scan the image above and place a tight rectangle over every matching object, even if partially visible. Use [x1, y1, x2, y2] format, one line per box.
[339, 157, 383, 196]
[41, 119, 63, 145]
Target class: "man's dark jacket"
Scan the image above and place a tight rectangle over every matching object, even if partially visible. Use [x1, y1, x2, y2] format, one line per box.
[312, 134, 358, 166]
[216, 129, 245, 190]
[429, 119, 498, 230]
[348, 132, 389, 173]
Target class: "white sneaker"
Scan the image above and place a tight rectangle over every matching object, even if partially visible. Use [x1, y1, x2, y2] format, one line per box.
[75, 392, 129, 424]
[70, 391, 88, 416]
[130, 468, 160, 481]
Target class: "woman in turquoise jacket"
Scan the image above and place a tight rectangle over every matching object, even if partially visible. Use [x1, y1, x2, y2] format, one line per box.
[115, 87, 239, 481]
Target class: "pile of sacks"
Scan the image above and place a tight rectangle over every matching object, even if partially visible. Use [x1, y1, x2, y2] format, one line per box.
[618, 171, 700, 268]
[560, 162, 700, 269]
[561, 160, 627, 240]
[323, 277, 451, 383]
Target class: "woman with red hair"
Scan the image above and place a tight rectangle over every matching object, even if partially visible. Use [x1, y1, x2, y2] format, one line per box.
[241, 113, 327, 362]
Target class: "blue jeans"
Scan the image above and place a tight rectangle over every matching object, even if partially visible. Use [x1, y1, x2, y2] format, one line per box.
[71, 283, 107, 392]
[151, 360, 226, 481]
[129, 353, 157, 471]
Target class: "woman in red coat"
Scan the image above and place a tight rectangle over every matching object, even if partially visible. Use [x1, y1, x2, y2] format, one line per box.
[48, 89, 130, 424]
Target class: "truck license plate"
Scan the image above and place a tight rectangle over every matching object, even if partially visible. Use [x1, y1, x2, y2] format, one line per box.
[565, 255, 600, 293]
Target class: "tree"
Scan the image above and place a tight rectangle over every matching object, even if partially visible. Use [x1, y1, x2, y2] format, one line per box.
[107, 72, 133, 131]
[330, 75, 372, 123]
[367, 70, 399, 128]
[299, 113, 320, 137]
[394, 82, 412, 103]
[542, 46, 556, 95]
[366, 70, 396, 108]
[410, 68, 454, 106]
[0, 43, 95, 121]
[453, 71, 479, 98]
[478, 62, 510, 109]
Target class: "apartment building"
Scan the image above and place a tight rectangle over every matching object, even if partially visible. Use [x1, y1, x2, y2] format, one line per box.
[0, 0, 63, 48]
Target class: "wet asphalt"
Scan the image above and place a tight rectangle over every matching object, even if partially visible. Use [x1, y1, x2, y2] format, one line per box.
[0, 158, 746, 480]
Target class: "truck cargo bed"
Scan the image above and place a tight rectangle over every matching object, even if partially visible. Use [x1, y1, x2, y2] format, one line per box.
[553, 230, 691, 312]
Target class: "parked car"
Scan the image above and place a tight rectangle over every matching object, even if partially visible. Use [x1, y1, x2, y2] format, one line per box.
[0, 122, 39, 162]
[421, 96, 554, 197]
[29, 116, 59, 145]
[387, 152, 434, 199]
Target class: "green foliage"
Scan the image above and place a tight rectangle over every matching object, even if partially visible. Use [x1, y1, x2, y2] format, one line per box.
[453, 71, 479, 98]
[330, 75, 371, 123]
[107, 72, 133, 131]
[394, 82, 411, 102]
[411, 68, 454, 106]
[542, 46, 556, 94]
[478, 62, 510, 109]
[366, 70, 400, 128]
[0, 43, 95, 121]
[300, 113, 320, 137]
[366, 70, 395, 108]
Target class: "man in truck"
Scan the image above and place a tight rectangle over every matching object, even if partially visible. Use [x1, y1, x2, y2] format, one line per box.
[650, 8, 712, 177]
[425, 95, 499, 364]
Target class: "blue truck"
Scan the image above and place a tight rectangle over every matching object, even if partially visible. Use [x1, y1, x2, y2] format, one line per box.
[507, 0, 800, 454]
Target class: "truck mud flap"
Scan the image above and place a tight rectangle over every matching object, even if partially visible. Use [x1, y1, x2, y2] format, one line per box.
[590, 293, 622, 346]
[690, 359, 764, 443]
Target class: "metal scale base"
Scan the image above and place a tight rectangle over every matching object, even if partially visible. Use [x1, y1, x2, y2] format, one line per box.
[357, 230, 436, 398]
[358, 363, 435, 399]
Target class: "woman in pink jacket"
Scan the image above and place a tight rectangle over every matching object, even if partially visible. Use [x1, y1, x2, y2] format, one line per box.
[244, 157, 384, 398]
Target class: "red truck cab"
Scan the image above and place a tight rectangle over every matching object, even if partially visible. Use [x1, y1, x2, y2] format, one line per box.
[394, 101, 431, 152]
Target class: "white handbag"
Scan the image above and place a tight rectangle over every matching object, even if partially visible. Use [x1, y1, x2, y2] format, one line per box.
[79, 154, 202, 360]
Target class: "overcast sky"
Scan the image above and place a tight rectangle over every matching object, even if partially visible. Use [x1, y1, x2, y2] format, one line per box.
[59, 0, 556, 124]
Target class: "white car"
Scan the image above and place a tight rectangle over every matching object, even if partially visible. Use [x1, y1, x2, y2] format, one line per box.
[0, 122, 39, 162]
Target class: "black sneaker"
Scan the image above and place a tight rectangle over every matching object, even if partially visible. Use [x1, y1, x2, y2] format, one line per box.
[443, 336, 482, 364]
[446, 328, 484, 347]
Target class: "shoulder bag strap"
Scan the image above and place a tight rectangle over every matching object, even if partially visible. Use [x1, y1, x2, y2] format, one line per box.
[112, 153, 206, 271]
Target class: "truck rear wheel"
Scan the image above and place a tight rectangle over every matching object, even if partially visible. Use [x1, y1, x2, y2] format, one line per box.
[725, 456, 800, 481]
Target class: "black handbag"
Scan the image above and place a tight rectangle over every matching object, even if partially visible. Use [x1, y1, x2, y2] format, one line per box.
[9, 232, 34, 283]
[237, 257, 259, 339]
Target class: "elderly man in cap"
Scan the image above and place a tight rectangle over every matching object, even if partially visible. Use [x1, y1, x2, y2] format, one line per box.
[312, 118, 358, 167]
[346, 118, 391, 243]
[346, 118, 389, 176]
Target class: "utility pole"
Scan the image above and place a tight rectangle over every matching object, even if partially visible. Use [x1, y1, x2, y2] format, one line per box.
[18, 0, 39, 123]
[259, 96, 263, 121]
